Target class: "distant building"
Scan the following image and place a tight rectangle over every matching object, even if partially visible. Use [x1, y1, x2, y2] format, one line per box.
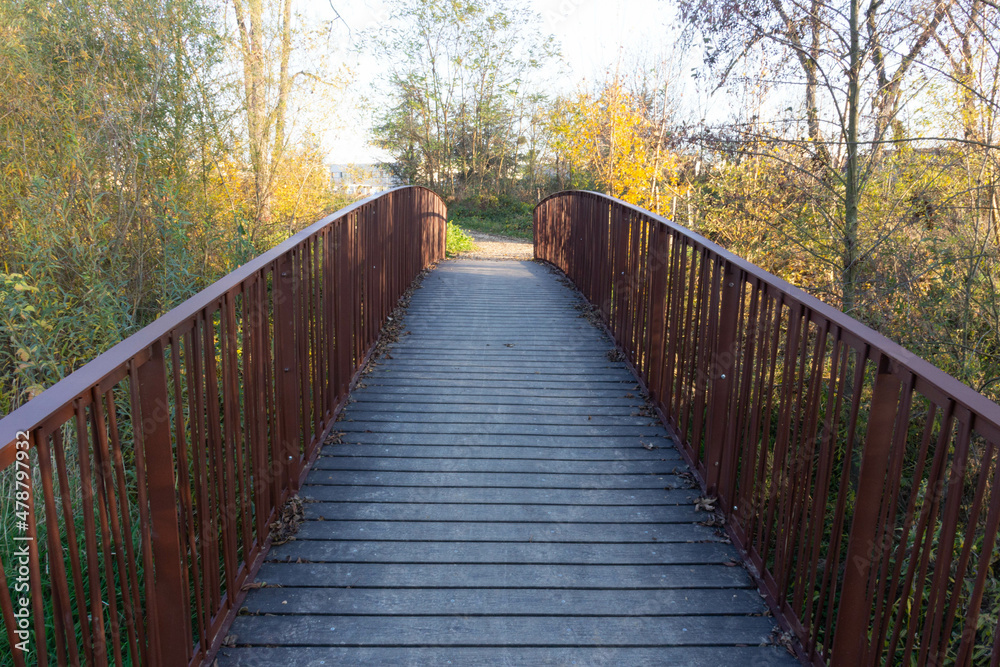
[329, 163, 402, 197]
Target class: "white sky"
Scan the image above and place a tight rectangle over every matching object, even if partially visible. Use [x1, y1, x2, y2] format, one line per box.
[313, 0, 685, 164]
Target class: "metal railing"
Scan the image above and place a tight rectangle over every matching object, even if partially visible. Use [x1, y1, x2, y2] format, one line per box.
[535, 190, 1000, 666]
[0, 186, 446, 665]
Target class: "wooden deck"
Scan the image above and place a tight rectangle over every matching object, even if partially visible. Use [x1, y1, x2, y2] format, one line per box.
[216, 260, 798, 666]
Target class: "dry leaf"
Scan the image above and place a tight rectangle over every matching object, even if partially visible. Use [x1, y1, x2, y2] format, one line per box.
[694, 496, 717, 512]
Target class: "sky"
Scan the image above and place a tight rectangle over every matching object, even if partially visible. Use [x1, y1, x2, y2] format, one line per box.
[313, 0, 685, 164]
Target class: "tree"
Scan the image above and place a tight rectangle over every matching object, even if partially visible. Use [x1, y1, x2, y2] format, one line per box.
[231, 0, 293, 230]
[0, 0, 232, 412]
[366, 0, 555, 200]
[678, 0, 961, 314]
[675, 0, 1000, 401]
[547, 62, 683, 216]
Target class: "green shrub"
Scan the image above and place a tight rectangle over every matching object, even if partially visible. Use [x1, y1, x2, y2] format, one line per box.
[448, 196, 534, 239]
[445, 222, 478, 256]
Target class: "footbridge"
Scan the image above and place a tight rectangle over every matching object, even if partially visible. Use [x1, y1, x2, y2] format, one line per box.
[2, 187, 999, 666]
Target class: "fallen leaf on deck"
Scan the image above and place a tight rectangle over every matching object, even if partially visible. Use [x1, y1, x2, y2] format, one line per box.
[694, 496, 717, 512]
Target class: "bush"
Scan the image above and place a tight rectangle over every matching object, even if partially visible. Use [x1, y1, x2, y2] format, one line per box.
[445, 221, 478, 256]
[447, 196, 534, 239]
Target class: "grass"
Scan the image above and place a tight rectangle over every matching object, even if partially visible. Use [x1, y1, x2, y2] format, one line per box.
[447, 198, 533, 240]
[445, 221, 478, 256]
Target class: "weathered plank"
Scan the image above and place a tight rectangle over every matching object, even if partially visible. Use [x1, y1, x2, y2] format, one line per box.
[301, 485, 698, 505]
[372, 359, 628, 371]
[292, 519, 721, 542]
[345, 399, 642, 413]
[240, 586, 766, 615]
[337, 410, 656, 426]
[346, 393, 647, 407]
[252, 562, 752, 588]
[312, 455, 678, 474]
[305, 470, 687, 489]
[369, 368, 634, 381]
[349, 385, 648, 399]
[222, 615, 775, 646]
[334, 432, 673, 447]
[268, 540, 736, 565]
[359, 378, 642, 392]
[302, 502, 701, 523]
[322, 443, 681, 460]
[335, 422, 667, 437]
[217, 646, 798, 666]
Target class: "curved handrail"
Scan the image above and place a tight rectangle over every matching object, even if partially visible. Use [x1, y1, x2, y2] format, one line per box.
[535, 190, 1000, 439]
[535, 190, 1000, 665]
[0, 185, 443, 461]
[0, 186, 446, 665]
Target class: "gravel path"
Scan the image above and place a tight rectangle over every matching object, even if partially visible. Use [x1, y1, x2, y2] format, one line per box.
[454, 228, 533, 261]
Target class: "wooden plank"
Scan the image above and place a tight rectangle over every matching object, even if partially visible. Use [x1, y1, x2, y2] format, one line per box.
[380, 351, 620, 362]
[348, 385, 648, 399]
[359, 379, 641, 391]
[322, 444, 681, 461]
[303, 502, 701, 523]
[239, 586, 766, 615]
[221, 615, 775, 646]
[217, 646, 799, 667]
[344, 401, 644, 415]
[252, 562, 751, 589]
[302, 485, 698, 505]
[292, 520, 721, 543]
[337, 411, 657, 426]
[372, 359, 627, 371]
[333, 433, 673, 447]
[305, 470, 687, 489]
[268, 540, 736, 565]
[312, 456, 679, 474]
[367, 369, 635, 381]
[345, 393, 647, 407]
[385, 342, 614, 349]
[335, 422, 667, 437]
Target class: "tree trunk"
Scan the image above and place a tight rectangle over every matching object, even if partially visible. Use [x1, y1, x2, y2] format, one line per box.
[843, 0, 861, 314]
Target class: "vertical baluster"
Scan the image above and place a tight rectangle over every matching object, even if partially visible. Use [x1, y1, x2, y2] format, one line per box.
[133, 343, 190, 665]
[87, 391, 124, 666]
[105, 387, 148, 662]
[33, 428, 73, 665]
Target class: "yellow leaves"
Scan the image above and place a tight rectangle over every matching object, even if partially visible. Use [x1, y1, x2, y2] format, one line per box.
[16, 348, 30, 362]
[549, 77, 680, 215]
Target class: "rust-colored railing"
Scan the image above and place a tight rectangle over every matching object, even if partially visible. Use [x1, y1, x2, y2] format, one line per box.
[535, 191, 1000, 666]
[0, 186, 445, 665]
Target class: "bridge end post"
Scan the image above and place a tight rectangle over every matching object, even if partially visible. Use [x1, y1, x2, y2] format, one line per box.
[831, 355, 902, 664]
[136, 341, 191, 666]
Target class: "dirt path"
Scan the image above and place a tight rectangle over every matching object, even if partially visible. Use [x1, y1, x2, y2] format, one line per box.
[455, 229, 533, 261]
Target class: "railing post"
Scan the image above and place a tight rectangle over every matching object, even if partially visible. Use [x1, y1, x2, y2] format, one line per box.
[137, 341, 190, 666]
[274, 252, 303, 494]
[646, 225, 668, 404]
[832, 355, 901, 664]
[704, 261, 740, 498]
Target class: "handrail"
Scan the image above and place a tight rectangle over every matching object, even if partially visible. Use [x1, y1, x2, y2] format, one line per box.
[535, 190, 1000, 665]
[0, 186, 446, 664]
